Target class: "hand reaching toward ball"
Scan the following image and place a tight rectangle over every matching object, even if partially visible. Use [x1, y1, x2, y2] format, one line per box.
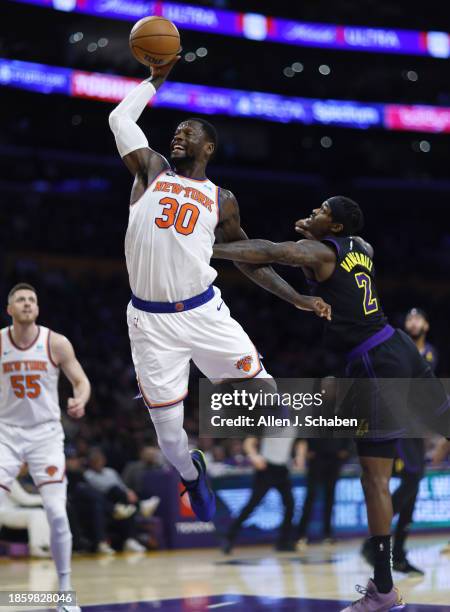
[150, 55, 181, 81]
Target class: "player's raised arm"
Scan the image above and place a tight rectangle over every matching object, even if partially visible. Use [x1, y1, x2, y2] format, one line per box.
[214, 190, 331, 320]
[50, 333, 91, 419]
[108, 59, 179, 203]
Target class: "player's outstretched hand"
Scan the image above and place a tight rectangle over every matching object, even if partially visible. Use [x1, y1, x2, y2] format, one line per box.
[296, 296, 331, 320]
[67, 397, 86, 419]
[150, 56, 181, 81]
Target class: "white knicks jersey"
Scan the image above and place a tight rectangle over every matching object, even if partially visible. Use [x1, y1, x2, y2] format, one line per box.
[0, 326, 60, 427]
[125, 169, 220, 302]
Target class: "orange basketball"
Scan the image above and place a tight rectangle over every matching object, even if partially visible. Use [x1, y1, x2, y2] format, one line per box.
[129, 16, 181, 67]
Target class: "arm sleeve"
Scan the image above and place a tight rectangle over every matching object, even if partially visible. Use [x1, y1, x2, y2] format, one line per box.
[108, 79, 156, 158]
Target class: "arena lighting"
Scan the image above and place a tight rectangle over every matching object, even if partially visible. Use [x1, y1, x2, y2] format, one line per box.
[1, 58, 450, 134]
[9, 0, 450, 58]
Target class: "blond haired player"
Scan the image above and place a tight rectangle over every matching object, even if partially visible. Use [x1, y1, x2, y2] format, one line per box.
[0, 283, 90, 612]
[108, 59, 330, 521]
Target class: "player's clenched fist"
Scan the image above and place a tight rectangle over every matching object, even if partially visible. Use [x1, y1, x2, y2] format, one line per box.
[67, 397, 86, 419]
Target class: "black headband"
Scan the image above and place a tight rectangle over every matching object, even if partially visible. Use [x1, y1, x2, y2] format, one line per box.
[327, 199, 348, 226]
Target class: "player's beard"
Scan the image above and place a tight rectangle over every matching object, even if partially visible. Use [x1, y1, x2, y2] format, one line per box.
[408, 328, 425, 341]
[171, 151, 195, 169]
[17, 311, 36, 324]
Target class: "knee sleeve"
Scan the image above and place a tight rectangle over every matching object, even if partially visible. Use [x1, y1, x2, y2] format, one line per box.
[40, 483, 69, 523]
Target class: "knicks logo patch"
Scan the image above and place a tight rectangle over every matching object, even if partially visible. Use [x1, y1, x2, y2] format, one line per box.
[45, 466, 58, 477]
[235, 355, 253, 373]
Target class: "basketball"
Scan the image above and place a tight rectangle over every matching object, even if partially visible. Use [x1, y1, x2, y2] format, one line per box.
[129, 16, 181, 67]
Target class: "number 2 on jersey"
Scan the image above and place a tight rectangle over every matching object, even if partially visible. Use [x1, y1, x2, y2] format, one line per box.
[11, 374, 41, 399]
[155, 197, 199, 236]
[355, 272, 379, 315]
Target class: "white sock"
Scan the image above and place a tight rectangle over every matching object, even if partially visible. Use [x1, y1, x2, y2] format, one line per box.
[40, 483, 73, 591]
[58, 570, 72, 592]
[150, 402, 197, 481]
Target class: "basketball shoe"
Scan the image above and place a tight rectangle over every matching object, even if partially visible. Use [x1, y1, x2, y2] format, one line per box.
[180, 449, 216, 522]
[340, 580, 405, 611]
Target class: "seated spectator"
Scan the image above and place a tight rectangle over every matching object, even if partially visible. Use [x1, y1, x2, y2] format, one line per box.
[0, 465, 50, 558]
[66, 448, 115, 555]
[122, 446, 163, 501]
[85, 448, 159, 552]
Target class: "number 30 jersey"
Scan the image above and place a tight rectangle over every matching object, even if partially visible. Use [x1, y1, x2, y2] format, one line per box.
[0, 326, 60, 427]
[125, 170, 220, 302]
[311, 236, 388, 352]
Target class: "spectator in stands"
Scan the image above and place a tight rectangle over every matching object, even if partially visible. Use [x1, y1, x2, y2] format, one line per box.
[85, 448, 158, 552]
[122, 446, 163, 501]
[65, 449, 115, 555]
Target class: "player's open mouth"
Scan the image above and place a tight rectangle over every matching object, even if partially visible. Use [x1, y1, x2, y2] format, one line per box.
[172, 145, 185, 152]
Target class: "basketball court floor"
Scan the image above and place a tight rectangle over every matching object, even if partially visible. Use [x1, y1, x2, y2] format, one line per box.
[1, 535, 449, 611]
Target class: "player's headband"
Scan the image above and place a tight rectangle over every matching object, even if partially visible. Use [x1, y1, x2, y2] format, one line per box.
[327, 197, 363, 235]
[327, 199, 347, 225]
[327, 199, 353, 235]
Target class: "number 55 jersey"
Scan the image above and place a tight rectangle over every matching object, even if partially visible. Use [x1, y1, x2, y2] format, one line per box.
[0, 326, 60, 426]
[125, 170, 219, 303]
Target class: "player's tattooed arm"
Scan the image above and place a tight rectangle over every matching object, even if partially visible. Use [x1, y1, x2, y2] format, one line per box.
[214, 238, 335, 267]
[214, 190, 331, 319]
[214, 231, 337, 283]
[50, 333, 91, 419]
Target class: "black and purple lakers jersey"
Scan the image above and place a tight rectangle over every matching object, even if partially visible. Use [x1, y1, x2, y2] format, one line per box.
[312, 235, 388, 352]
[420, 342, 438, 373]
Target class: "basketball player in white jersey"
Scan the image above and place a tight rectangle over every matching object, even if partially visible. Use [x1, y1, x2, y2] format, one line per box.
[0, 283, 90, 612]
[108, 59, 330, 521]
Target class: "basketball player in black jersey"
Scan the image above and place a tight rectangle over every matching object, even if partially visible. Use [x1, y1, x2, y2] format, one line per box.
[213, 196, 449, 611]
[361, 308, 438, 576]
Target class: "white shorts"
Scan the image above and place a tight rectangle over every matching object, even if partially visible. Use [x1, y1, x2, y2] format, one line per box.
[127, 286, 270, 408]
[0, 421, 66, 491]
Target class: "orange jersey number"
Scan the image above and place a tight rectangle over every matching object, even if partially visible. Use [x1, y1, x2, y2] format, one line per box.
[11, 374, 41, 399]
[155, 197, 200, 236]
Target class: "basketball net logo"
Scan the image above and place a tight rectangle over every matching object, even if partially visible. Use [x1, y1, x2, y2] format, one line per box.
[234, 355, 253, 373]
[45, 466, 58, 477]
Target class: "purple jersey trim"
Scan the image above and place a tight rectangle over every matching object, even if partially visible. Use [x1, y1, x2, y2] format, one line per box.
[347, 324, 395, 362]
[322, 236, 341, 255]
